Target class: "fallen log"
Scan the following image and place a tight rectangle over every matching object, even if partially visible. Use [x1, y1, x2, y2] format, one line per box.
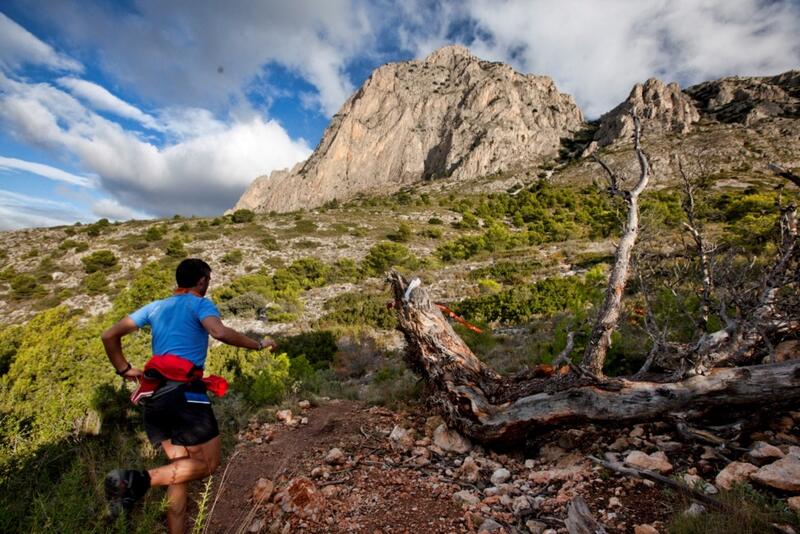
[388, 272, 800, 443]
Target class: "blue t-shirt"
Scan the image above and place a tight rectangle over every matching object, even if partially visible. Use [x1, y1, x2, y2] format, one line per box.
[129, 294, 220, 367]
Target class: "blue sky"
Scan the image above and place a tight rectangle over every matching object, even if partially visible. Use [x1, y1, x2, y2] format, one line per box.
[1, 0, 798, 230]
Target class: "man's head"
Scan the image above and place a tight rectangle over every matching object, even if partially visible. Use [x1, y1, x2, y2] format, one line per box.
[176, 258, 212, 294]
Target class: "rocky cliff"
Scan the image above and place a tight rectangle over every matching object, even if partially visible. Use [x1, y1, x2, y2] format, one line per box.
[590, 78, 700, 149]
[686, 70, 800, 125]
[234, 45, 583, 213]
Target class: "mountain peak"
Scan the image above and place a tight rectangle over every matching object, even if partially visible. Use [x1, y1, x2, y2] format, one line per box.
[423, 44, 473, 66]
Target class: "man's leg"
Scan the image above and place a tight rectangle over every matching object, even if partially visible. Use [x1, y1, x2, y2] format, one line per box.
[150, 437, 221, 534]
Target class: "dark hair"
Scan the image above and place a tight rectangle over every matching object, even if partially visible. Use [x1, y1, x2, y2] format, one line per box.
[176, 258, 212, 288]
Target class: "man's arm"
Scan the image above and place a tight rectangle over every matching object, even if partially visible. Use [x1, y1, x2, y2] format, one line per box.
[201, 316, 276, 350]
[101, 317, 143, 380]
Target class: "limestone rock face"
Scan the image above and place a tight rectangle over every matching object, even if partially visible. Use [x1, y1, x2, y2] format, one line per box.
[686, 70, 800, 125]
[592, 78, 700, 148]
[234, 45, 583, 213]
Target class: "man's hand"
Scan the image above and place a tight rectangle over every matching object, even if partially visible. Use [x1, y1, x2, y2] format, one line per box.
[259, 337, 278, 351]
[121, 367, 144, 381]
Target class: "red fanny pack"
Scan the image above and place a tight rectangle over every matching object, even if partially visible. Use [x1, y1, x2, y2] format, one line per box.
[130, 354, 228, 405]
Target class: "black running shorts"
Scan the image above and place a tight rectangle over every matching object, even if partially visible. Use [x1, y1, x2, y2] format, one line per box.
[142, 382, 219, 447]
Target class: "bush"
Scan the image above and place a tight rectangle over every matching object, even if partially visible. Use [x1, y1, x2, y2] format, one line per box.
[278, 331, 338, 369]
[221, 249, 243, 265]
[231, 209, 255, 224]
[286, 258, 329, 288]
[454, 274, 602, 324]
[218, 291, 268, 318]
[10, 274, 44, 299]
[387, 222, 412, 242]
[361, 242, 418, 276]
[85, 218, 110, 237]
[261, 235, 279, 250]
[165, 238, 186, 258]
[428, 217, 444, 225]
[83, 272, 108, 294]
[321, 292, 397, 329]
[293, 219, 317, 233]
[81, 250, 118, 273]
[206, 345, 291, 405]
[330, 258, 360, 282]
[144, 224, 166, 241]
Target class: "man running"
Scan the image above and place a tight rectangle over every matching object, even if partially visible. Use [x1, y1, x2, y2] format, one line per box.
[101, 258, 275, 533]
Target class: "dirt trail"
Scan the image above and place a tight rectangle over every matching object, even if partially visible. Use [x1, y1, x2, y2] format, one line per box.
[205, 400, 465, 533]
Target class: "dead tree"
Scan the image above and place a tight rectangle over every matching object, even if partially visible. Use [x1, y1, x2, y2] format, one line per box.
[388, 271, 800, 443]
[581, 111, 650, 376]
[678, 159, 715, 333]
[385, 144, 800, 444]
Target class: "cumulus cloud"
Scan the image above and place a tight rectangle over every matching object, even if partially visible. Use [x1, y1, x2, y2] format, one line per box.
[0, 12, 82, 73]
[91, 198, 150, 221]
[57, 77, 161, 130]
[0, 155, 97, 188]
[0, 188, 87, 230]
[0, 74, 312, 216]
[34, 0, 373, 116]
[461, 0, 800, 117]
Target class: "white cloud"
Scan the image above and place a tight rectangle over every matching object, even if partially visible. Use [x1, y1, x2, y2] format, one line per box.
[0, 12, 82, 73]
[57, 77, 161, 130]
[91, 198, 149, 221]
[460, 0, 800, 117]
[0, 188, 88, 230]
[37, 0, 373, 116]
[0, 74, 312, 217]
[0, 155, 97, 188]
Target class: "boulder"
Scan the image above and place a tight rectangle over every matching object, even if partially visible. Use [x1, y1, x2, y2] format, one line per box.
[324, 447, 346, 465]
[751, 455, 800, 492]
[274, 477, 326, 521]
[252, 477, 274, 503]
[389, 425, 415, 452]
[748, 441, 785, 464]
[453, 489, 481, 506]
[298, 400, 311, 409]
[490, 468, 511, 485]
[455, 456, 481, 483]
[478, 518, 503, 533]
[787, 496, 800, 513]
[624, 451, 673, 474]
[715, 462, 758, 490]
[433, 424, 472, 454]
[276, 409, 293, 423]
[634, 525, 659, 534]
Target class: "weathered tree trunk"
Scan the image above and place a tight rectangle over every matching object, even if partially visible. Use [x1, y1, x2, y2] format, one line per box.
[389, 272, 800, 443]
[581, 113, 650, 376]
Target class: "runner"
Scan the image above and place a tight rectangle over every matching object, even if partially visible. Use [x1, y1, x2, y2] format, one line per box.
[101, 258, 275, 533]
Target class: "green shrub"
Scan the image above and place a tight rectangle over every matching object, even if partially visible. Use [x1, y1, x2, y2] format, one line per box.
[206, 345, 291, 405]
[165, 238, 186, 258]
[58, 239, 80, 251]
[361, 242, 418, 276]
[321, 292, 397, 329]
[231, 209, 255, 224]
[330, 258, 360, 282]
[293, 219, 317, 233]
[221, 249, 243, 265]
[75, 242, 89, 252]
[428, 217, 444, 225]
[210, 217, 224, 226]
[218, 291, 268, 318]
[454, 274, 602, 324]
[261, 235, 279, 250]
[278, 331, 338, 369]
[387, 222, 412, 242]
[81, 250, 118, 273]
[286, 258, 329, 288]
[143, 224, 165, 242]
[477, 279, 502, 294]
[85, 218, 110, 237]
[421, 227, 443, 239]
[469, 261, 537, 284]
[83, 272, 109, 294]
[10, 274, 44, 299]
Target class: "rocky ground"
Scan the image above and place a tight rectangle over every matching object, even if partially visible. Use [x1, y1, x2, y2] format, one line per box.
[202, 400, 800, 534]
